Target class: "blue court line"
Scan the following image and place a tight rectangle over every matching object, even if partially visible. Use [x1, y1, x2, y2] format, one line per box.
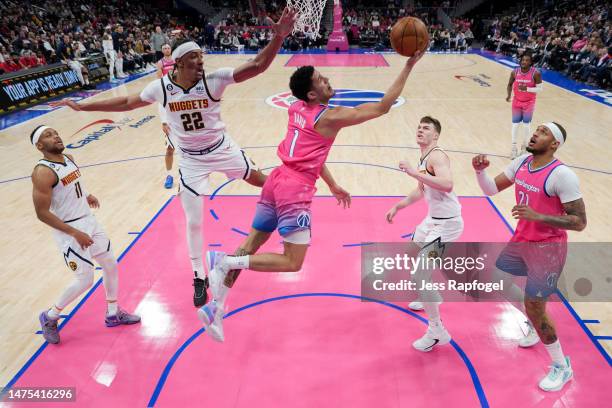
[209, 209, 219, 220]
[1, 195, 175, 397]
[342, 242, 374, 247]
[582, 320, 600, 324]
[594, 336, 612, 341]
[401, 233, 414, 239]
[147, 293, 489, 408]
[128, 231, 141, 235]
[231, 227, 249, 236]
[484, 197, 612, 367]
[208, 243, 223, 247]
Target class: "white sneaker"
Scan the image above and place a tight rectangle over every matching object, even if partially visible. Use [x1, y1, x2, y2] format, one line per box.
[539, 356, 573, 392]
[206, 251, 229, 299]
[412, 325, 451, 352]
[518, 321, 540, 348]
[197, 300, 225, 342]
[510, 145, 519, 159]
[408, 301, 424, 311]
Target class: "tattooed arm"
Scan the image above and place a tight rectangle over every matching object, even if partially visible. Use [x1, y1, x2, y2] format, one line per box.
[512, 198, 587, 231]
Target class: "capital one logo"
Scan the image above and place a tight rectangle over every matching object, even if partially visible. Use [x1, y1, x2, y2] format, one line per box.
[266, 89, 405, 110]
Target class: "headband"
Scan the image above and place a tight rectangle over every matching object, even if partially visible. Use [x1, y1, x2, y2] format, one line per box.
[31, 126, 51, 145]
[171, 41, 201, 60]
[543, 122, 564, 147]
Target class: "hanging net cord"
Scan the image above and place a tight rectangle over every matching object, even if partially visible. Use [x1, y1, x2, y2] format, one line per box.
[286, 0, 327, 38]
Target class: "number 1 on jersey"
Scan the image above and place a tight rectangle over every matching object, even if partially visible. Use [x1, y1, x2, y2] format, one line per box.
[289, 129, 299, 157]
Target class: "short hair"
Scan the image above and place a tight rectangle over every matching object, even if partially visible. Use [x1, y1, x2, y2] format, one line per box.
[289, 65, 315, 102]
[420, 116, 442, 134]
[521, 51, 533, 62]
[551, 121, 567, 142]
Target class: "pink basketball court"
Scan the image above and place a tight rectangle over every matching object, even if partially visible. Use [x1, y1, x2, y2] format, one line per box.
[4, 195, 609, 407]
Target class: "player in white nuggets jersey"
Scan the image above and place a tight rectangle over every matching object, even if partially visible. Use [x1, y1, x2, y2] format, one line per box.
[386, 116, 463, 352]
[31, 126, 140, 345]
[51, 8, 297, 307]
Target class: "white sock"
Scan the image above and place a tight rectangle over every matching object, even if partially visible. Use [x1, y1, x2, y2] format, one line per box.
[523, 122, 531, 147]
[225, 255, 249, 269]
[192, 258, 205, 279]
[423, 302, 442, 328]
[217, 284, 230, 306]
[107, 301, 118, 315]
[47, 306, 62, 320]
[512, 123, 520, 145]
[167, 170, 172, 177]
[180, 192, 205, 279]
[544, 339, 567, 367]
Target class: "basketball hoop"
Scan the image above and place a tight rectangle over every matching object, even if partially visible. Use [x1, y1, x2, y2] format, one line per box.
[287, 0, 327, 39]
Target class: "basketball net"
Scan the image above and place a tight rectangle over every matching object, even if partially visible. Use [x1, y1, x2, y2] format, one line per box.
[287, 0, 327, 38]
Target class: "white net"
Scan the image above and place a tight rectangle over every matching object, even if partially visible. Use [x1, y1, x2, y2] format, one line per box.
[286, 0, 328, 38]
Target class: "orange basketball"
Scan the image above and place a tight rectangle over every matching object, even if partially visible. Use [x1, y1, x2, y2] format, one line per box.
[390, 17, 429, 57]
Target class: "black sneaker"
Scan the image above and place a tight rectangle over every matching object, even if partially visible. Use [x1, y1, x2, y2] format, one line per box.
[193, 277, 209, 307]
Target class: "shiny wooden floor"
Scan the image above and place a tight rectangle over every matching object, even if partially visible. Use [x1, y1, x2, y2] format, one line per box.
[1, 53, 610, 386]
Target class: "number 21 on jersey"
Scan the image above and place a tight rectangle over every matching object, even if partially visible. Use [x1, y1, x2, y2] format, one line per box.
[518, 191, 529, 206]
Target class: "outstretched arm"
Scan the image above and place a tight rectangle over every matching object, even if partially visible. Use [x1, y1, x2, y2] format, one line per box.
[49, 93, 151, 112]
[317, 51, 423, 131]
[233, 8, 297, 83]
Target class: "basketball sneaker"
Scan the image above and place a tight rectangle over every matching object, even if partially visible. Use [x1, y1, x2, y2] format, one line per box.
[193, 277, 209, 307]
[105, 308, 141, 327]
[412, 325, 451, 352]
[511, 144, 519, 159]
[164, 175, 174, 189]
[206, 251, 230, 299]
[539, 356, 573, 392]
[39, 311, 60, 344]
[518, 320, 540, 348]
[408, 301, 424, 311]
[197, 300, 225, 342]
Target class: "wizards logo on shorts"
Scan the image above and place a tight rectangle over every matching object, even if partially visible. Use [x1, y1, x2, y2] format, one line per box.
[266, 89, 405, 110]
[296, 211, 311, 228]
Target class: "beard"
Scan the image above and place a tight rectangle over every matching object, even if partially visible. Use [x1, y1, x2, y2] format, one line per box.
[48, 145, 65, 154]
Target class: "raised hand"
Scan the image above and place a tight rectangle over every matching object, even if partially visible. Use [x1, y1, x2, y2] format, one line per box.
[472, 154, 490, 171]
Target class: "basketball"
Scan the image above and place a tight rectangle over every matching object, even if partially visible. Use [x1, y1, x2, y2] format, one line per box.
[390, 17, 429, 57]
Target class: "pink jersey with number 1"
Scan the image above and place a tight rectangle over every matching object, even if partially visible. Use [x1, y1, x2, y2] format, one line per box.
[276, 100, 334, 184]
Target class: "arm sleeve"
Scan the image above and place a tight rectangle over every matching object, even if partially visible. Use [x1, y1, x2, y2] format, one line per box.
[545, 166, 582, 203]
[140, 79, 163, 103]
[205, 67, 235, 100]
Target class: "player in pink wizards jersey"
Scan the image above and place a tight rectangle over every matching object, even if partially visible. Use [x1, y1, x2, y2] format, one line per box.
[506, 53, 542, 158]
[199, 53, 424, 341]
[156, 43, 177, 188]
[473, 122, 586, 392]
